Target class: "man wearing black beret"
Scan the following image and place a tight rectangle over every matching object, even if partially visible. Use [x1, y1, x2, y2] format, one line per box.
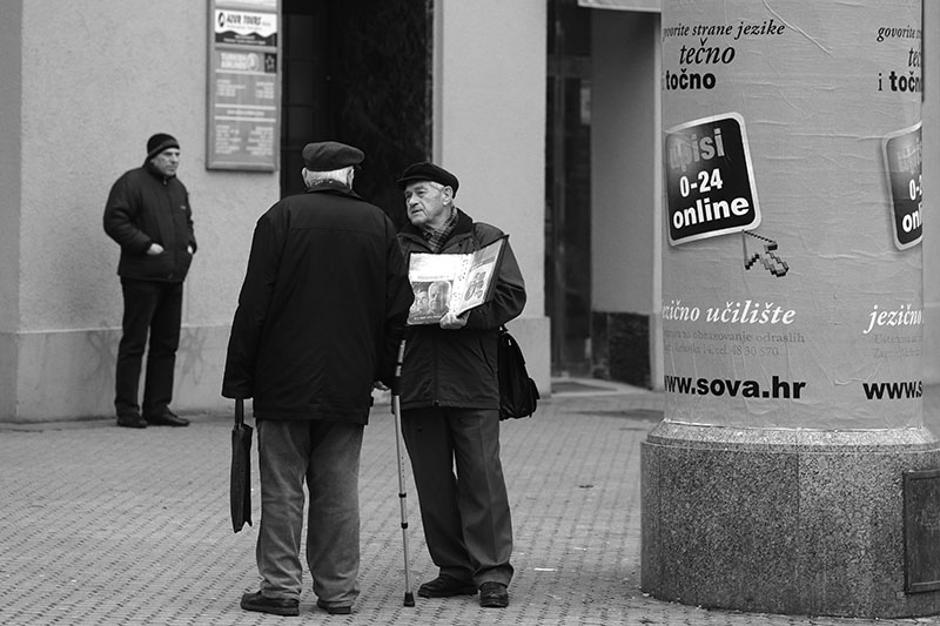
[223, 141, 414, 616]
[396, 161, 526, 609]
[103, 133, 196, 429]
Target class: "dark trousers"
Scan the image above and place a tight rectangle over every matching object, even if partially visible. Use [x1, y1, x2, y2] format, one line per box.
[401, 407, 514, 587]
[256, 419, 364, 605]
[114, 278, 183, 418]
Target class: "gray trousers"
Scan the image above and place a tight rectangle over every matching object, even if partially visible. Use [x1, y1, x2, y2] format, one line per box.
[255, 419, 363, 606]
[401, 407, 514, 587]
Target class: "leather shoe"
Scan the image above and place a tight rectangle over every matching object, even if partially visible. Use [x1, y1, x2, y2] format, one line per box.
[417, 575, 477, 598]
[116, 414, 147, 429]
[145, 409, 189, 427]
[240, 591, 299, 616]
[479, 582, 509, 608]
[316, 599, 352, 614]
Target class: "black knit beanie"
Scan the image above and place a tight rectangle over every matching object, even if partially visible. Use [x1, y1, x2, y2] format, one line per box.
[146, 133, 180, 160]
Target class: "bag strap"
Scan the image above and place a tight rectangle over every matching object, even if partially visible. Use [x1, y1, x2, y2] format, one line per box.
[498, 325, 527, 363]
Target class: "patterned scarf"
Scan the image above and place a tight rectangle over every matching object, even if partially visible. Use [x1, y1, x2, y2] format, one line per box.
[422, 207, 458, 253]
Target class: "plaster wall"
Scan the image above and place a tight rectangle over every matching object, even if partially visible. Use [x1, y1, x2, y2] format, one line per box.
[19, 1, 276, 333]
[591, 11, 658, 316]
[922, 0, 940, 384]
[434, 0, 551, 391]
[590, 10, 664, 388]
[7, 1, 279, 420]
[0, 1, 23, 417]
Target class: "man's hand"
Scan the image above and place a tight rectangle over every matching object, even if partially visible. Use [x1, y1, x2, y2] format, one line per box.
[373, 380, 389, 391]
[439, 311, 468, 330]
[146, 243, 165, 256]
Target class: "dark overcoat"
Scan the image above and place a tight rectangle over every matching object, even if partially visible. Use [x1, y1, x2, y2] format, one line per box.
[397, 209, 526, 410]
[222, 181, 413, 424]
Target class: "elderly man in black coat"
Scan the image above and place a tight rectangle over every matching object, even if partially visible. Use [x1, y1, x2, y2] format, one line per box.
[222, 141, 413, 617]
[396, 161, 526, 609]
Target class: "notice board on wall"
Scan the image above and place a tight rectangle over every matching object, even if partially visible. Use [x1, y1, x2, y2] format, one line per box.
[206, 0, 281, 171]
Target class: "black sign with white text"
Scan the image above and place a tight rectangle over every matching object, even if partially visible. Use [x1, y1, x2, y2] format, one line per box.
[664, 113, 760, 245]
[883, 123, 923, 250]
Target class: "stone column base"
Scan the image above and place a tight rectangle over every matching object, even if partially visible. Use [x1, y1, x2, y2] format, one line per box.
[641, 422, 940, 618]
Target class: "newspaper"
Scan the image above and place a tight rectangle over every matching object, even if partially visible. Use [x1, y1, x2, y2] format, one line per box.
[407, 237, 507, 325]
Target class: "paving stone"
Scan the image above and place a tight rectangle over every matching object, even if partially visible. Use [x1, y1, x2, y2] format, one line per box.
[0, 385, 938, 625]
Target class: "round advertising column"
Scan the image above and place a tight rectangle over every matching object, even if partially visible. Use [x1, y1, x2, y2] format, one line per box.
[641, 1, 940, 617]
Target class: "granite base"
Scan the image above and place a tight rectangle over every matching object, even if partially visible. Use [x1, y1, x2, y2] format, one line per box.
[641, 423, 940, 618]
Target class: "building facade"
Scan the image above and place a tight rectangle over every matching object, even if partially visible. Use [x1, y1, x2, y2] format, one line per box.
[1, 0, 938, 422]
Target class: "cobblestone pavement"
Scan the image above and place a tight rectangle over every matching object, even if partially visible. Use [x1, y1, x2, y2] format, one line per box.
[2, 384, 939, 626]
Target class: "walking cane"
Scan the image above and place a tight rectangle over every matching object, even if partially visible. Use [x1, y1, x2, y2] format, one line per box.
[391, 340, 415, 607]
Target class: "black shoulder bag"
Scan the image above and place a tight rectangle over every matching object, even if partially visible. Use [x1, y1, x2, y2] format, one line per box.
[497, 326, 539, 420]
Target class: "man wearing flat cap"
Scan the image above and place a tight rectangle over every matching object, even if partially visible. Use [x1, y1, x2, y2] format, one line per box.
[103, 132, 196, 429]
[396, 161, 526, 609]
[223, 141, 413, 617]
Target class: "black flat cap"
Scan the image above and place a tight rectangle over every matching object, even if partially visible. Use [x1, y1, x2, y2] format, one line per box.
[302, 141, 364, 170]
[397, 161, 459, 196]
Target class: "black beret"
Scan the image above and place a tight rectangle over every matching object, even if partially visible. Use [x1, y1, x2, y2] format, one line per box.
[146, 133, 180, 160]
[397, 161, 459, 196]
[302, 141, 364, 170]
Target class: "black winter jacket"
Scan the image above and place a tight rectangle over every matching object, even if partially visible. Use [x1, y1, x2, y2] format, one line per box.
[222, 182, 414, 424]
[397, 209, 526, 410]
[103, 162, 196, 282]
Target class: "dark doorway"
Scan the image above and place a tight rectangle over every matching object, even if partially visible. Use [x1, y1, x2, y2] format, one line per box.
[281, 0, 433, 226]
[547, 0, 592, 376]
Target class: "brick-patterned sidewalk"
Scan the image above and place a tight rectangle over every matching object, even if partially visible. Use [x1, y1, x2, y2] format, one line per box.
[1, 385, 939, 626]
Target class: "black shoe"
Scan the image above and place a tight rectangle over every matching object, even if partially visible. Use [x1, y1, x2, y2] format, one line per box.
[145, 409, 189, 427]
[240, 591, 299, 616]
[116, 414, 147, 429]
[417, 575, 477, 598]
[479, 582, 509, 608]
[316, 599, 352, 615]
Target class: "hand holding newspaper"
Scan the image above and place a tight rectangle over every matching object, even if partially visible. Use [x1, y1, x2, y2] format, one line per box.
[407, 237, 507, 325]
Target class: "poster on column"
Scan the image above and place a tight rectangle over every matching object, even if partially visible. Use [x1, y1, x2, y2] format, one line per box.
[206, 0, 281, 171]
[660, 0, 923, 430]
[883, 122, 923, 250]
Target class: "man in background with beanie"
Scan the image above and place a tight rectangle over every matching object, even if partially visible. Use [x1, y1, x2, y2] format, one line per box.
[104, 133, 196, 429]
[396, 161, 526, 609]
[222, 141, 413, 617]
